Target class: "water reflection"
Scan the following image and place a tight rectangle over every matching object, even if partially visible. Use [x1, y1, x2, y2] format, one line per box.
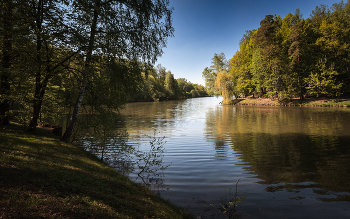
[205, 105, 350, 202]
[117, 97, 350, 218]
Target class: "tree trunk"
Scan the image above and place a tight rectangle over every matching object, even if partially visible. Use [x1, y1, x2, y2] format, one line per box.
[61, 0, 100, 142]
[28, 75, 49, 132]
[27, 0, 44, 132]
[61, 77, 87, 141]
[28, 94, 43, 131]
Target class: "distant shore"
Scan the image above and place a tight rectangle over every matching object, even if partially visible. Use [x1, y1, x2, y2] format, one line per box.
[231, 97, 350, 107]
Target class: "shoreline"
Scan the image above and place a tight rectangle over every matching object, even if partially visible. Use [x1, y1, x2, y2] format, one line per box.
[231, 97, 350, 108]
[0, 123, 193, 219]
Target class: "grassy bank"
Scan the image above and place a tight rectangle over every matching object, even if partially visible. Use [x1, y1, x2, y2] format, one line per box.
[0, 124, 193, 219]
[232, 97, 350, 107]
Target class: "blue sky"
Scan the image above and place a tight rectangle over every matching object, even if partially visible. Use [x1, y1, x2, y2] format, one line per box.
[155, 0, 341, 85]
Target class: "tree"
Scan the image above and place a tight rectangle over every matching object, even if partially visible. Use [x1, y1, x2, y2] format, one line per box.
[176, 78, 188, 98]
[164, 70, 177, 99]
[250, 48, 268, 96]
[253, 15, 276, 55]
[313, 1, 350, 91]
[230, 30, 256, 97]
[274, 11, 303, 99]
[202, 67, 215, 95]
[202, 52, 228, 95]
[0, 0, 14, 125]
[305, 58, 342, 97]
[61, 0, 174, 142]
[156, 64, 167, 82]
[215, 72, 235, 104]
[12, 0, 80, 132]
[288, 19, 314, 99]
[252, 14, 291, 97]
[227, 2, 350, 100]
[0, 0, 32, 125]
[252, 15, 278, 96]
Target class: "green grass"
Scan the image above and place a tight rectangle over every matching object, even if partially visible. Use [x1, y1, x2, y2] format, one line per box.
[0, 123, 193, 219]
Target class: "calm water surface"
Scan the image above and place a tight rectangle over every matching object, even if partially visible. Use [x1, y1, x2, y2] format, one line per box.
[118, 97, 350, 218]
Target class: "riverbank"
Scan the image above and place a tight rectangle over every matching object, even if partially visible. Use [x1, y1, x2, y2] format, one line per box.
[232, 97, 350, 107]
[0, 123, 193, 219]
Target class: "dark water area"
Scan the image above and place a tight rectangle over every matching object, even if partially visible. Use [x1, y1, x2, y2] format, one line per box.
[117, 97, 350, 218]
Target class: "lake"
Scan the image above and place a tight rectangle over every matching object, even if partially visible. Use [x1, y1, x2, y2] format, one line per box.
[116, 97, 350, 218]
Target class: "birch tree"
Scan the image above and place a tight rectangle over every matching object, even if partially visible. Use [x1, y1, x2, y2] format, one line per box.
[61, 0, 174, 142]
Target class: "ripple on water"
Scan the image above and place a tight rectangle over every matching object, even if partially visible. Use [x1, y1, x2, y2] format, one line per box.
[119, 97, 350, 219]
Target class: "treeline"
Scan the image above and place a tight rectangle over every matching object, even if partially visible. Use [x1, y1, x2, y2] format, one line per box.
[132, 64, 208, 102]
[0, 0, 176, 141]
[203, 0, 350, 103]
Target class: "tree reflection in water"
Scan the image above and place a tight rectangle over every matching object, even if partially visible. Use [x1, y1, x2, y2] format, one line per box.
[77, 115, 170, 192]
[205, 105, 350, 202]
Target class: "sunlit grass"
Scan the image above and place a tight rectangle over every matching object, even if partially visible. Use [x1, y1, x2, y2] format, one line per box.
[0, 123, 193, 218]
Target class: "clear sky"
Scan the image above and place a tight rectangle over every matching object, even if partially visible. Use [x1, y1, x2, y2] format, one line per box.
[155, 0, 342, 85]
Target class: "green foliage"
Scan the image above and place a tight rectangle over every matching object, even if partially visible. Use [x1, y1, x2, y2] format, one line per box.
[251, 48, 268, 95]
[164, 70, 178, 99]
[0, 0, 175, 138]
[177, 78, 193, 98]
[133, 65, 208, 101]
[135, 133, 170, 189]
[229, 1, 350, 99]
[192, 84, 209, 98]
[229, 31, 256, 97]
[85, 57, 144, 110]
[203, 53, 229, 95]
[306, 58, 343, 97]
[277, 92, 292, 104]
[40, 86, 67, 124]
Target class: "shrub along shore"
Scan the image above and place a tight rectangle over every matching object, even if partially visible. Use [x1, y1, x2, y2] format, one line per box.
[0, 123, 193, 219]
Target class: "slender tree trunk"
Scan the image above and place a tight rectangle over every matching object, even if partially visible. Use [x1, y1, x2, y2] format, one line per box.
[28, 65, 42, 132]
[27, 0, 44, 132]
[61, 76, 87, 141]
[28, 93, 43, 131]
[0, 0, 12, 125]
[28, 76, 49, 131]
[61, 0, 100, 142]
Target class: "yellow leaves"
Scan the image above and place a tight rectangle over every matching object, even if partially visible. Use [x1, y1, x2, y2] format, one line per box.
[305, 58, 342, 97]
[215, 72, 235, 103]
[316, 19, 348, 52]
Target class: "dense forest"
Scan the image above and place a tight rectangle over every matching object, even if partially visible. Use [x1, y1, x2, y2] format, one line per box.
[203, 0, 350, 104]
[0, 0, 207, 140]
